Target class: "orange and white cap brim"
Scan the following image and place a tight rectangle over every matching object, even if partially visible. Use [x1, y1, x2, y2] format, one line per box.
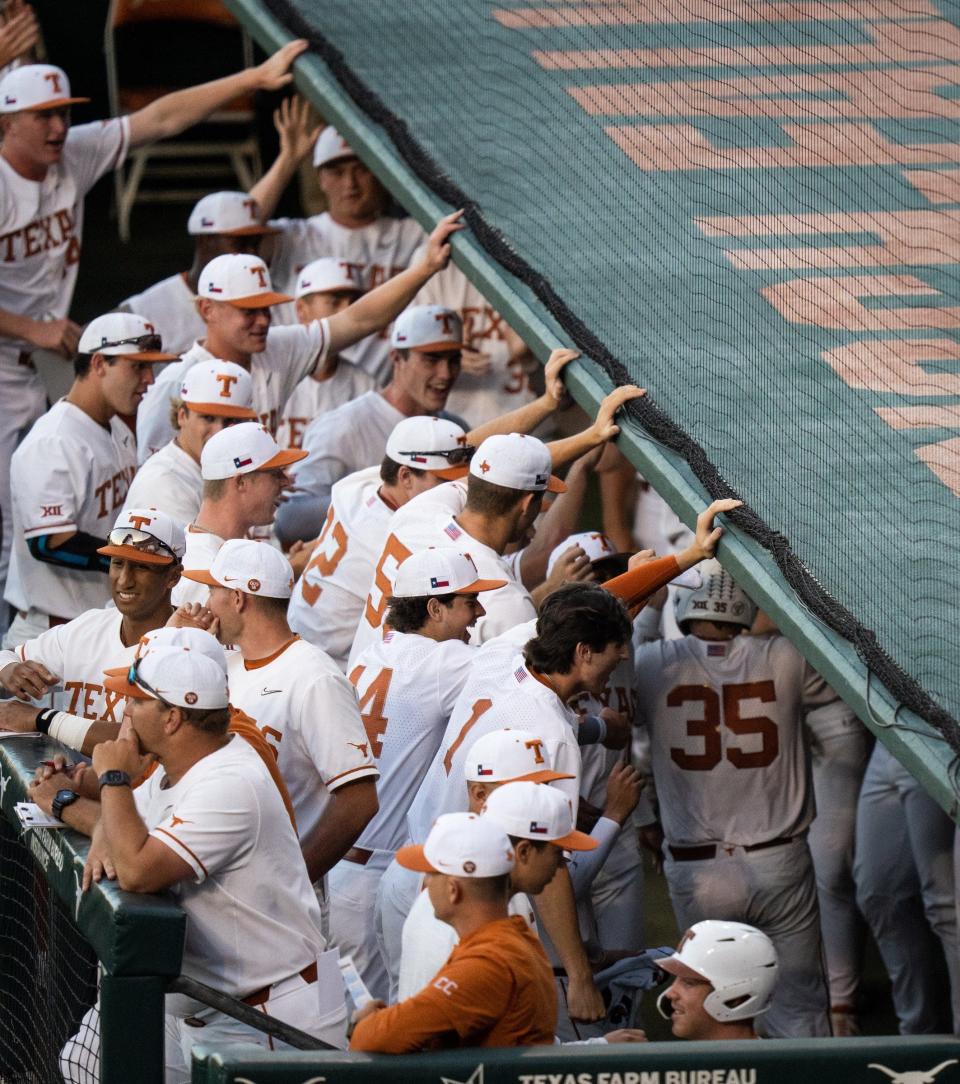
[96, 543, 175, 566]
[411, 339, 471, 354]
[223, 290, 293, 309]
[102, 671, 154, 701]
[115, 349, 180, 363]
[260, 447, 308, 470]
[430, 463, 470, 481]
[455, 577, 507, 595]
[217, 223, 282, 237]
[549, 828, 598, 852]
[20, 95, 90, 111]
[395, 843, 438, 874]
[545, 474, 566, 494]
[180, 568, 221, 587]
[184, 400, 257, 419]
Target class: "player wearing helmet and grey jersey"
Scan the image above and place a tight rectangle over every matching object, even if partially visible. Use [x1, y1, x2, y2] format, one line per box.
[657, 920, 779, 1041]
[634, 560, 835, 1039]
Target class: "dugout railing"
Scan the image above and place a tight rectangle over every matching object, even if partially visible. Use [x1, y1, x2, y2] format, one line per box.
[0, 736, 184, 1084]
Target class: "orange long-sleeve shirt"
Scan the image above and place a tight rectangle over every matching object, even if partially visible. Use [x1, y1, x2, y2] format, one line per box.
[350, 915, 556, 1052]
[603, 554, 680, 609]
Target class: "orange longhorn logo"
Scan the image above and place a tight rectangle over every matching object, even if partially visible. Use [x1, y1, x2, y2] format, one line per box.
[128, 514, 153, 531]
[215, 372, 239, 398]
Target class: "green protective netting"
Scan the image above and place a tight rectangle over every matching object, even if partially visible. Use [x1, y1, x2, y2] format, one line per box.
[256, 0, 960, 748]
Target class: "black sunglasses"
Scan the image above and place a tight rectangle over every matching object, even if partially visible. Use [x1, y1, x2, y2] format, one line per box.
[97, 333, 163, 353]
[398, 445, 475, 466]
[126, 656, 171, 706]
[108, 528, 177, 561]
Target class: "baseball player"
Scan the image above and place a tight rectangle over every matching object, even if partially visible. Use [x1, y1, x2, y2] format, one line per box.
[287, 415, 470, 669]
[351, 812, 556, 1052]
[55, 638, 348, 1079]
[123, 359, 256, 527]
[251, 122, 426, 378]
[0, 43, 307, 611]
[328, 549, 504, 997]
[119, 191, 279, 355]
[3, 313, 176, 646]
[182, 539, 379, 885]
[275, 257, 373, 449]
[657, 920, 779, 1042]
[349, 388, 645, 664]
[171, 422, 306, 608]
[0, 507, 183, 744]
[634, 560, 835, 1038]
[276, 303, 467, 540]
[412, 247, 537, 427]
[854, 741, 960, 1034]
[135, 210, 463, 459]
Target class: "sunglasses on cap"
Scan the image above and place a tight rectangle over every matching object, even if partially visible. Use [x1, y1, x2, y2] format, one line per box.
[126, 655, 171, 706]
[398, 444, 476, 466]
[108, 528, 177, 561]
[98, 333, 164, 353]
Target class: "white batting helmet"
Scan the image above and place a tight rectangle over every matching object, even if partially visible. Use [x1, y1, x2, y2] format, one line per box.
[673, 559, 756, 632]
[657, 920, 778, 1023]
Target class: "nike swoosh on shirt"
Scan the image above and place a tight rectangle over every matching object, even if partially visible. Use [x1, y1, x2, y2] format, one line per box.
[261, 688, 282, 696]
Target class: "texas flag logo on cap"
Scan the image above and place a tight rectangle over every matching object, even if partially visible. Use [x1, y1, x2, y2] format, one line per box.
[233, 456, 253, 469]
[476, 765, 494, 777]
[201, 217, 215, 227]
[528, 821, 550, 835]
[4, 96, 15, 105]
[535, 473, 548, 486]
[207, 283, 223, 294]
[430, 577, 450, 589]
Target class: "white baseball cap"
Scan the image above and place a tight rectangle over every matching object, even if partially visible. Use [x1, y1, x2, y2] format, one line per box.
[295, 257, 364, 300]
[97, 507, 185, 566]
[104, 644, 228, 710]
[546, 531, 628, 577]
[312, 126, 357, 169]
[391, 305, 468, 354]
[396, 812, 515, 878]
[181, 537, 295, 599]
[197, 254, 292, 308]
[200, 422, 306, 480]
[103, 626, 226, 682]
[469, 433, 566, 494]
[78, 313, 179, 362]
[0, 64, 89, 113]
[385, 416, 471, 480]
[187, 191, 279, 237]
[392, 549, 506, 599]
[463, 728, 574, 785]
[179, 360, 256, 419]
[482, 780, 597, 851]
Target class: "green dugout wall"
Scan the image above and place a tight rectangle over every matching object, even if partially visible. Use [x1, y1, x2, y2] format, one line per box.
[226, 0, 960, 818]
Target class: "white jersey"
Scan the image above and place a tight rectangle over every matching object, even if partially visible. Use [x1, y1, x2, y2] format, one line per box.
[406, 653, 582, 844]
[287, 466, 393, 670]
[0, 118, 129, 373]
[134, 735, 325, 998]
[348, 629, 475, 852]
[171, 527, 224, 607]
[398, 887, 536, 1000]
[412, 250, 535, 427]
[227, 636, 378, 840]
[123, 440, 201, 528]
[634, 633, 835, 848]
[276, 360, 374, 450]
[135, 322, 330, 461]
[268, 211, 425, 379]
[349, 480, 536, 667]
[119, 272, 204, 357]
[293, 390, 404, 513]
[0, 605, 136, 719]
[5, 401, 137, 618]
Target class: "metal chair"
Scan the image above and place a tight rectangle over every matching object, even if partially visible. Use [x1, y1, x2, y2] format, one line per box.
[104, 0, 262, 241]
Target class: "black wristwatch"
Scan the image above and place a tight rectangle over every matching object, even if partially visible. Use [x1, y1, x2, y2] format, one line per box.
[98, 770, 131, 790]
[51, 788, 79, 821]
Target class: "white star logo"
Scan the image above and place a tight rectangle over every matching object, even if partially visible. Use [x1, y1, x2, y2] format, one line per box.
[442, 1066, 484, 1084]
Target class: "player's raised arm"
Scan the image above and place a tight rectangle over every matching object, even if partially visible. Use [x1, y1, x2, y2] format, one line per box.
[676, 497, 743, 570]
[249, 96, 321, 221]
[127, 40, 308, 147]
[325, 211, 464, 355]
[546, 383, 646, 470]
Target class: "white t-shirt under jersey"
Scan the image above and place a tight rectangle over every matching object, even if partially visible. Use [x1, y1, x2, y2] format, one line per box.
[135, 321, 330, 461]
[286, 465, 393, 670]
[347, 629, 475, 853]
[634, 633, 835, 849]
[123, 440, 201, 528]
[227, 636, 378, 840]
[171, 526, 224, 608]
[135, 734, 325, 998]
[0, 117, 129, 373]
[0, 605, 136, 719]
[412, 250, 535, 427]
[406, 652, 583, 846]
[5, 401, 137, 619]
[349, 480, 535, 668]
[268, 211, 425, 380]
[275, 360, 374, 450]
[120, 272, 204, 357]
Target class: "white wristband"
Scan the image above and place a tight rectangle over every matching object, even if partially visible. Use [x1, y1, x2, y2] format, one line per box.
[47, 711, 95, 753]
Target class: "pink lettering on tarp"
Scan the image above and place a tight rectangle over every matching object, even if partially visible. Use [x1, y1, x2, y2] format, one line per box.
[823, 339, 960, 395]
